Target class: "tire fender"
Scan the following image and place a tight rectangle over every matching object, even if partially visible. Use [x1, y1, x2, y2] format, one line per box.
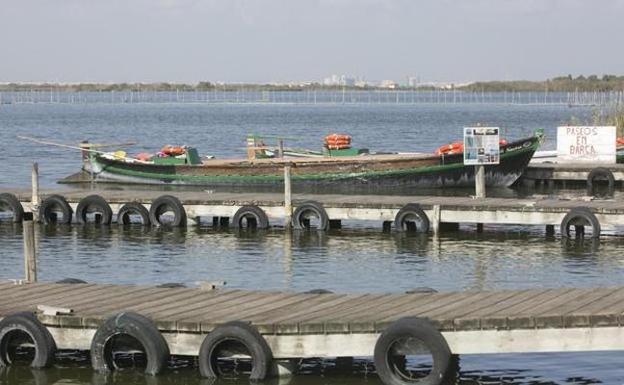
[39, 195, 73, 225]
[199, 321, 273, 380]
[117, 202, 151, 226]
[90, 312, 169, 375]
[560, 207, 601, 239]
[76, 195, 113, 225]
[394, 204, 430, 233]
[587, 167, 615, 196]
[232, 205, 269, 229]
[149, 195, 186, 227]
[293, 201, 329, 231]
[0, 193, 24, 223]
[374, 317, 451, 385]
[0, 312, 56, 369]
[56, 278, 88, 284]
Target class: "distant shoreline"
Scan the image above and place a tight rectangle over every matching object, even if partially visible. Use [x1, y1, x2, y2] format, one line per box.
[1, 75, 624, 93]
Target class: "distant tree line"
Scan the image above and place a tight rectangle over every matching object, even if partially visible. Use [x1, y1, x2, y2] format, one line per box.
[1, 75, 624, 93]
[459, 75, 624, 92]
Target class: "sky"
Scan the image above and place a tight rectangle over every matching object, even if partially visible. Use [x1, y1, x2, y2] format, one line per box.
[1, 0, 623, 84]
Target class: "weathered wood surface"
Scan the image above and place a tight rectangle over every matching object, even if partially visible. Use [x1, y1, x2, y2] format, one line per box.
[4, 188, 624, 214]
[2, 282, 624, 335]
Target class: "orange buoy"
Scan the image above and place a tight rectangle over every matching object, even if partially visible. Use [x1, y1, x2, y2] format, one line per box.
[324, 134, 352, 150]
[161, 145, 186, 156]
[435, 142, 464, 156]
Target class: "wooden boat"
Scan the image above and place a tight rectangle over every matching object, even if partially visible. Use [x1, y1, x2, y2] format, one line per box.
[78, 130, 543, 190]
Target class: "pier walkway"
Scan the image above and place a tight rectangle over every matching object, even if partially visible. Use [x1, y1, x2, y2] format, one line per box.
[1, 188, 622, 236]
[2, 282, 624, 383]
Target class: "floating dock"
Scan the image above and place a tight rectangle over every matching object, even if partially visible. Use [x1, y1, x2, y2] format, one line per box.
[2, 281, 624, 384]
[0, 188, 621, 237]
[523, 163, 624, 188]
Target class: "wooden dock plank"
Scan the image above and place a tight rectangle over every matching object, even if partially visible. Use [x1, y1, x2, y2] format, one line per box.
[0, 284, 99, 309]
[377, 292, 483, 322]
[144, 290, 247, 318]
[453, 289, 550, 329]
[347, 292, 457, 323]
[162, 291, 271, 322]
[540, 288, 620, 327]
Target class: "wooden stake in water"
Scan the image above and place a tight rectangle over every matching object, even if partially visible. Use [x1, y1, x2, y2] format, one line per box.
[475, 165, 486, 198]
[278, 139, 284, 158]
[284, 165, 293, 228]
[31, 163, 40, 221]
[23, 212, 37, 283]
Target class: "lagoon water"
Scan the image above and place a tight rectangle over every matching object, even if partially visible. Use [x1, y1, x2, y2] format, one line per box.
[2, 101, 624, 384]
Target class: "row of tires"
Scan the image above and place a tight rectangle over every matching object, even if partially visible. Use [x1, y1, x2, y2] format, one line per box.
[0, 193, 186, 227]
[0, 311, 453, 385]
[0, 193, 430, 232]
[0, 192, 604, 237]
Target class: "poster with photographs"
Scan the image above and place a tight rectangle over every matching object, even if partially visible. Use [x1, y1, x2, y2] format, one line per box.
[464, 127, 500, 165]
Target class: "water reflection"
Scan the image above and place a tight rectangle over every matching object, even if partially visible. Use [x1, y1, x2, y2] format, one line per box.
[0, 352, 621, 385]
[2, 223, 624, 292]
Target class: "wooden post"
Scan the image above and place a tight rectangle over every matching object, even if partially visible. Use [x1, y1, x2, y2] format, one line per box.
[475, 165, 486, 198]
[31, 163, 40, 221]
[278, 139, 284, 158]
[23, 212, 37, 283]
[432, 204, 441, 236]
[284, 165, 292, 229]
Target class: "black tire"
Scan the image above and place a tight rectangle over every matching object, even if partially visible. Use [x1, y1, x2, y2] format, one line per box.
[232, 205, 269, 229]
[199, 321, 273, 381]
[560, 207, 601, 239]
[0, 312, 56, 369]
[156, 283, 186, 288]
[39, 195, 73, 225]
[0, 193, 24, 223]
[117, 202, 150, 226]
[304, 289, 333, 294]
[149, 195, 186, 227]
[90, 312, 169, 375]
[374, 317, 451, 385]
[56, 278, 88, 284]
[76, 195, 113, 225]
[293, 201, 329, 231]
[395, 204, 430, 233]
[587, 167, 615, 196]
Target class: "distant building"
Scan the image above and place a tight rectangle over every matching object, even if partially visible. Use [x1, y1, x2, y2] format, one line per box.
[322, 74, 357, 86]
[379, 80, 398, 89]
[407, 76, 420, 87]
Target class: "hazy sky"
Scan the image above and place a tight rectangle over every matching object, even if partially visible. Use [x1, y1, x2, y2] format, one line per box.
[1, 0, 623, 83]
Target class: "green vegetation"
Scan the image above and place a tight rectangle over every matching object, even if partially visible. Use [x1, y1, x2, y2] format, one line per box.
[460, 75, 624, 93]
[594, 105, 624, 137]
[0, 82, 311, 92]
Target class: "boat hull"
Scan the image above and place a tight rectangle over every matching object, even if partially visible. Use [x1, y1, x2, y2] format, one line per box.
[81, 136, 541, 191]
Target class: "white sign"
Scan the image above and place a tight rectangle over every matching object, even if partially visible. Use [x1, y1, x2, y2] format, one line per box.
[557, 126, 616, 164]
[464, 127, 500, 165]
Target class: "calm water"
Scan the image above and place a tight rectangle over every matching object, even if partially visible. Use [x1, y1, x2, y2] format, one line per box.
[2, 103, 624, 384]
